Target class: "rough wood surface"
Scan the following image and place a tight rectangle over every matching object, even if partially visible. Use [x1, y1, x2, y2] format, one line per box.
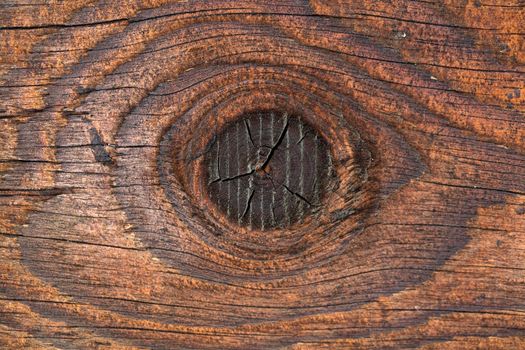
[206, 110, 332, 230]
[1, 1, 524, 349]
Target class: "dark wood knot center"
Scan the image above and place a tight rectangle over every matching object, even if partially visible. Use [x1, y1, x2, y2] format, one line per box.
[205, 110, 332, 230]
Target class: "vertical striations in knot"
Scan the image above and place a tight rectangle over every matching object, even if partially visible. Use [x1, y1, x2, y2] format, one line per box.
[205, 110, 333, 230]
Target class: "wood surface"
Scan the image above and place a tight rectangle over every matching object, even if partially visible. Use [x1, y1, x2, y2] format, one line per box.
[1, 1, 524, 349]
[205, 111, 332, 231]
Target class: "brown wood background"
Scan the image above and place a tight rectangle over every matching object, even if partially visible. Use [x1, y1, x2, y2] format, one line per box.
[1, 1, 524, 349]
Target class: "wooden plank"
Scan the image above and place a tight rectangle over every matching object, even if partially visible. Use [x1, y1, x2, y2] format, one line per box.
[1, 1, 524, 349]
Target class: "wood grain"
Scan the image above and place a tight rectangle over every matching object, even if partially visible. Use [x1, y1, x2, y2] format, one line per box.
[206, 110, 332, 230]
[1, 1, 524, 349]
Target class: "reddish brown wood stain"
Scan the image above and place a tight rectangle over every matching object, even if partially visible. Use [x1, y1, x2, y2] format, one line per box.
[1, 1, 524, 349]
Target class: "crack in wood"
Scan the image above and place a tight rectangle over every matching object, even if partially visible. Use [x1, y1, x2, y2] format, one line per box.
[205, 110, 332, 230]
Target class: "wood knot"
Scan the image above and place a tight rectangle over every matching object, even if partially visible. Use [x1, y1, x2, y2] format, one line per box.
[205, 110, 333, 230]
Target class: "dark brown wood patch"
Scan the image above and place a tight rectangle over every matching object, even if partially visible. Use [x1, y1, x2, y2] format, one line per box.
[205, 110, 332, 230]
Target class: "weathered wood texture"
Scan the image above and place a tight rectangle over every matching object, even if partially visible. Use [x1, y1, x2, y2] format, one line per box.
[206, 111, 333, 230]
[1, 1, 524, 349]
